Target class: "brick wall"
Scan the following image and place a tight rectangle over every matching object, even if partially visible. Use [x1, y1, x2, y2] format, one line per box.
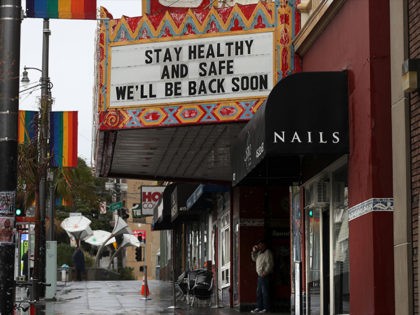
[410, 0, 420, 313]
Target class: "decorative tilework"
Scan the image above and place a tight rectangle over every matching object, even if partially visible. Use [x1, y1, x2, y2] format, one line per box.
[97, 2, 299, 130]
[348, 198, 394, 221]
[99, 101, 266, 130]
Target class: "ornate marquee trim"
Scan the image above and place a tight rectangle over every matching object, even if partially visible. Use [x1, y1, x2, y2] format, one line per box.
[97, 2, 299, 131]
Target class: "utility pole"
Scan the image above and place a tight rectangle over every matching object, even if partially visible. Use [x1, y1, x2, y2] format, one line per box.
[0, 0, 21, 313]
[33, 18, 51, 300]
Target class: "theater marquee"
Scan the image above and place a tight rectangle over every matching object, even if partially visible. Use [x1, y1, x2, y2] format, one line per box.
[108, 30, 275, 107]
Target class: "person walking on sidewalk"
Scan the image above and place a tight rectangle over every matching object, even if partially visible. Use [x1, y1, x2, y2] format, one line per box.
[251, 239, 274, 313]
[72, 244, 85, 281]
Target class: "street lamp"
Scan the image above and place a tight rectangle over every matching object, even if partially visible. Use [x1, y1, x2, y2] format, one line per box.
[20, 19, 52, 301]
[21, 66, 41, 83]
[20, 63, 52, 300]
[105, 179, 128, 202]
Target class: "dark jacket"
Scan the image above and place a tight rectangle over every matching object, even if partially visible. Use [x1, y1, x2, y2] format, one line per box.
[72, 248, 85, 271]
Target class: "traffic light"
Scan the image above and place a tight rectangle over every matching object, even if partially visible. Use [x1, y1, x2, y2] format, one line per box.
[122, 208, 129, 220]
[15, 207, 25, 217]
[15, 198, 25, 217]
[135, 247, 142, 261]
[118, 208, 130, 220]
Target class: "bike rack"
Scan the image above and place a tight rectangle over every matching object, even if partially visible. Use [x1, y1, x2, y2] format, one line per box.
[14, 279, 51, 312]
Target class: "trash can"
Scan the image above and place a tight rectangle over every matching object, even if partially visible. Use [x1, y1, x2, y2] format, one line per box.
[61, 264, 70, 282]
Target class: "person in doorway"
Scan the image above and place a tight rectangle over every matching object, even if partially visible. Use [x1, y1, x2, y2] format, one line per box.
[72, 244, 85, 281]
[251, 239, 274, 313]
[22, 250, 29, 280]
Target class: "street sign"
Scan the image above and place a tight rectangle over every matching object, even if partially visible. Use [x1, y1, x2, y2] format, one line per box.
[108, 201, 123, 212]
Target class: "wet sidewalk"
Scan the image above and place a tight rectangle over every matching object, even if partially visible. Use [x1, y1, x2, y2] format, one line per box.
[17, 280, 289, 314]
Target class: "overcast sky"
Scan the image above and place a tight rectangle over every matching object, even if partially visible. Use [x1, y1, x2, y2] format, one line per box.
[19, 1, 142, 166]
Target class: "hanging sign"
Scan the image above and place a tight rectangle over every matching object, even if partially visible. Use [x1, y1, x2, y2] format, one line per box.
[141, 186, 165, 216]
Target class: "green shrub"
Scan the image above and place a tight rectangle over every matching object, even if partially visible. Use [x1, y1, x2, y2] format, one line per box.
[57, 243, 74, 267]
[57, 242, 93, 268]
[118, 267, 135, 280]
[84, 252, 94, 268]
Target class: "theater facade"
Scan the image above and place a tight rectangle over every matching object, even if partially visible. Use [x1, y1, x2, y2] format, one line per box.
[94, 0, 395, 313]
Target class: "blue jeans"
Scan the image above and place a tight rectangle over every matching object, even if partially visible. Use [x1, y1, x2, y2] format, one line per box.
[257, 276, 270, 310]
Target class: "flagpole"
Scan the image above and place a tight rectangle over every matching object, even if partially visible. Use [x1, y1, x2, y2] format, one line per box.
[0, 0, 21, 313]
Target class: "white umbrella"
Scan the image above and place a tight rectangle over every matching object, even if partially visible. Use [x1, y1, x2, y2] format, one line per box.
[61, 215, 91, 241]
[84, 230, 116, 247]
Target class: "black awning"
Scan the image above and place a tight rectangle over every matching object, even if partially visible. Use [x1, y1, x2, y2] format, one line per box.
[170, 183, 200, 222]
[152, 184, 175, 231]
[232, 71, 349, 186]
[186, 184, 230, 211]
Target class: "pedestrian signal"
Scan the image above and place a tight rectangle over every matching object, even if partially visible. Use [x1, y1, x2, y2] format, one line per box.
[15, 208, 25, 217]
[122, 208, 129, 220]
[135, 247, 142, 261]
[118, 208, 130, 220]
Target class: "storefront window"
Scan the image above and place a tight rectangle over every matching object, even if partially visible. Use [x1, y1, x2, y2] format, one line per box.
[186, 218, 210, 270]
[220, 212, 230, 287]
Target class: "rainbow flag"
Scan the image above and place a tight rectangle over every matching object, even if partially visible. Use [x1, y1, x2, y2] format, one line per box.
[18, 110, 38, 144]
[26, 0, 97, 20]
[55, 196, 72, 207]
[50, 111, 78, 168]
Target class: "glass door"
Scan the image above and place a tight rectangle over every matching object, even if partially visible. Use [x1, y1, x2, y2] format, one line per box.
[306, 205, 329, 315]
[304, 158, 349, 315]
[331, 166, 349, 314]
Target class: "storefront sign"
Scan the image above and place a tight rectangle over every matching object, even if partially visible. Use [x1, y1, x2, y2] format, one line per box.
[170, 187, 178, 219]
[142, 186, 165, 216]
[170, 184, 199, 221]
[109, 31, 274, 107]
[232, 71, 349, 185]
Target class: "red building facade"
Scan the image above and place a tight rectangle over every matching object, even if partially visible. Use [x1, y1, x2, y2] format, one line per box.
[297, 0, 394, 313]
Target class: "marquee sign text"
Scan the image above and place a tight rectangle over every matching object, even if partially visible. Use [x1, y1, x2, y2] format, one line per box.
[109, 31, 274, 107]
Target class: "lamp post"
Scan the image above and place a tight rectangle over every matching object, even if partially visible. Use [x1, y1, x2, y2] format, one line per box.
[20, 18, 52, 300]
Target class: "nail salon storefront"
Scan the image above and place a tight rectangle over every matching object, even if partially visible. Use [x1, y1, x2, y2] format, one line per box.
[231, 71, 351, 313]
[231, 0, 394, 313]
